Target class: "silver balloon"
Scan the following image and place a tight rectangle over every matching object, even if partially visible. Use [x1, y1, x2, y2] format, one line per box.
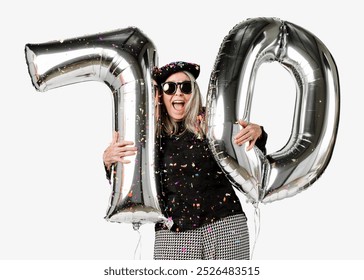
[25, 28, 166, 229]
[206, 17, 340, 203]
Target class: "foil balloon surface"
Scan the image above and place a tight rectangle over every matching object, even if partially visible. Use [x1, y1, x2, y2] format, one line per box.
[25, 28, 166, 229]
[206, 17, 340, 203]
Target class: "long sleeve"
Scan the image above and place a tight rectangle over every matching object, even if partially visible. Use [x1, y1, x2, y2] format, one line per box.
[104, 163, 112, 184]
[255, 126, 268, 155]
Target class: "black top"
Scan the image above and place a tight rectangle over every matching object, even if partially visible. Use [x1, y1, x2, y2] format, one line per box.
[155, 124, 267, 232]
[104, 125, 268, 233]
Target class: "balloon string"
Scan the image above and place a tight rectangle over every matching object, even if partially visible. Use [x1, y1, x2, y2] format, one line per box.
[133, 228, 142, 260]
[250, 203, 261, 259]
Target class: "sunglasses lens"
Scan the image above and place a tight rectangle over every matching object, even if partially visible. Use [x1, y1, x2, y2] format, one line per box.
[180, 82, 192, 94]
[162, 82, 176, 95]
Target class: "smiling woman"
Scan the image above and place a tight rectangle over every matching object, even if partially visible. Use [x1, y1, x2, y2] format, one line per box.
[162, 72, 193, 121]
[154, 62, 204, 138]
[103, 61, 268, 260]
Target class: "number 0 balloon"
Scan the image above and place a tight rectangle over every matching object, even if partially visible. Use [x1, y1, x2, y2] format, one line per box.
[206, 17, 340, 203]
[25, 28, 166, 229]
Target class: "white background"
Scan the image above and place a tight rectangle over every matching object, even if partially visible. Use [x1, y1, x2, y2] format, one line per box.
[1, 0, 363, 263]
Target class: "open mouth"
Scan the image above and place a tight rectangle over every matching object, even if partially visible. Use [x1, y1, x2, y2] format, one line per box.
[172, 100, 185, 111]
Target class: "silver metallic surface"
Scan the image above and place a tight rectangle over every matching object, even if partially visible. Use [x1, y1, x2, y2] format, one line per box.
[25, 28, 165, 228]
[206, 17, 340, 203]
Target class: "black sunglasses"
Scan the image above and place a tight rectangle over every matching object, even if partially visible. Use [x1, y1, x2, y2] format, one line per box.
[161, 81, 193, 95]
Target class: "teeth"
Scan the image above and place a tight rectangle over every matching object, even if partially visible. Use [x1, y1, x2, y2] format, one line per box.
[172, 101, 184, 110]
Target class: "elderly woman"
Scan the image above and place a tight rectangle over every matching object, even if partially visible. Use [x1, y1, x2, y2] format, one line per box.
[103, 61, 267, 260]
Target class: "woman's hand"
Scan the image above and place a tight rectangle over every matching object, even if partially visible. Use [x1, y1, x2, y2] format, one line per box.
[103, 131, 137, 170]
[234, 120, 263, 151]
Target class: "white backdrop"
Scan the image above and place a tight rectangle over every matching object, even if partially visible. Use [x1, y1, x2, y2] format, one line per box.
[1, 0, 362, 261]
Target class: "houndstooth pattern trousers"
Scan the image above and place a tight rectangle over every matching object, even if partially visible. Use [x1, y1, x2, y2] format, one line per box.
[153, 214, 250, 260]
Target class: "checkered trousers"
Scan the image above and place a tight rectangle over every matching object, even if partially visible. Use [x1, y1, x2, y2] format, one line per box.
[153, 214, 250, 260]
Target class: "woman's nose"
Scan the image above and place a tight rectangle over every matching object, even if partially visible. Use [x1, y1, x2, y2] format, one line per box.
[175, 89, 183, 96]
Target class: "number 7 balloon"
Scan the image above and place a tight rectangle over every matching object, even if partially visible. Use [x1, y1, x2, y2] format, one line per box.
[206, 17, 340, 203]
[25, 27, 166, 229]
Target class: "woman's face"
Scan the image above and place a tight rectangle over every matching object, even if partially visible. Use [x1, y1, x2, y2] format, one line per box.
[162, 72, 192, 121]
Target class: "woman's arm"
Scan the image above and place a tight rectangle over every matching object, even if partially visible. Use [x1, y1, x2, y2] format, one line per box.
[255, 126, 268, 155]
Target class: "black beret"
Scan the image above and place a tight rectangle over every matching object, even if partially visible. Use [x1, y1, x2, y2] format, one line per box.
[152, 61, 200, 84]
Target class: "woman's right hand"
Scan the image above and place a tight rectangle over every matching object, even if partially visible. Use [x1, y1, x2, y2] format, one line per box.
[103, 131, 137, 170]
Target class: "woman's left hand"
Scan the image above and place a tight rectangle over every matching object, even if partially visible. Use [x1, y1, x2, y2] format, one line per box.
[234, 120, 263, 151]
